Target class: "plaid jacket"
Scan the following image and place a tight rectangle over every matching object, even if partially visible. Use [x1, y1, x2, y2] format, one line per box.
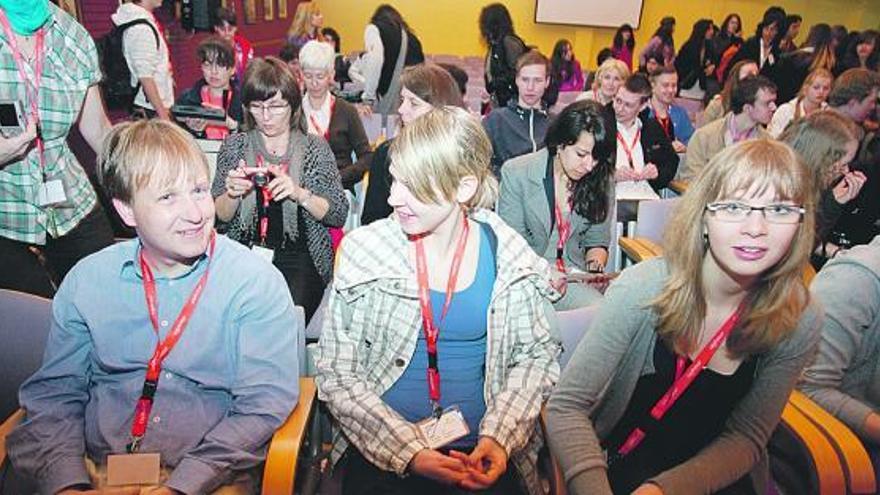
[315, 209, 561, 495]
[0, 5, 100, 244]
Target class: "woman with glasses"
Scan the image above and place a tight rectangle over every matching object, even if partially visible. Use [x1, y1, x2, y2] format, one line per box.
[299, 40, 373, 190]
[213, 56, 348, 322]
[546, 139, 821, 494]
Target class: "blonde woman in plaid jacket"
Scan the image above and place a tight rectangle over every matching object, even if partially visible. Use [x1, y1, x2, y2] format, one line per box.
[315, 106, 561, 495]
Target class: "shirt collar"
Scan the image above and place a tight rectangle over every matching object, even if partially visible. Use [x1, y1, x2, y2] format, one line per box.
[119, 238, 215, 281]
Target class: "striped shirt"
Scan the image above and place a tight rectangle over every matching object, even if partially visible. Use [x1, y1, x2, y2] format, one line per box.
[0, 4, 100, 244]
[315, 209, 561, 495]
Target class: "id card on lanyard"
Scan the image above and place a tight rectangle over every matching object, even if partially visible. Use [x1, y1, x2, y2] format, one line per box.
[412, 212, 472, 448]
[251, 154, 289, 264]
[609, 305, 743, 464]
[0, 12, 65, 207]
[111, 234, 216, 484]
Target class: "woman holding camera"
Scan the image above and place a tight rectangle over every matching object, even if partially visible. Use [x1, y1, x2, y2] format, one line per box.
[213, 56, 348, 322]
[497, 100, 615, 310]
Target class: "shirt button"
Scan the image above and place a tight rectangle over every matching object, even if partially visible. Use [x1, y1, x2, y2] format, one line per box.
[153, 416, 161, 423]
[394, 358, 406, 367]
[160, 320, 169, 327]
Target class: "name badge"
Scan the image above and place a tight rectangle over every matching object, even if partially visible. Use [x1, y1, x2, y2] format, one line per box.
[416, 406, 469, 449]
[36, 179, 66, 206]
[106, 452, 161, 486]
[251, 245, 275, 264]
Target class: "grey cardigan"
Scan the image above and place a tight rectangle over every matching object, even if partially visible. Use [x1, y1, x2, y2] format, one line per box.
[800, 235, 880, 438]
[545, 258, 822, 495]
[498, 148, 613, 272]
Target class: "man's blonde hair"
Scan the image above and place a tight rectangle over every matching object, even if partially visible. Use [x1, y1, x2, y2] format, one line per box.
[389, 106, 497, 210]
[98, 120, 210, 204]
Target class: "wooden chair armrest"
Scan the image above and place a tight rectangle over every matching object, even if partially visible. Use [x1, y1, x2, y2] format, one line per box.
[0, 409, 25, 468]
[668, 180, 689, 195]
[780, 402, 847, 494]
[261, 377, 318, 495]
[789, 391, 876, 494]
[619, 237, 662, 263]
[539, 407, 567, 495]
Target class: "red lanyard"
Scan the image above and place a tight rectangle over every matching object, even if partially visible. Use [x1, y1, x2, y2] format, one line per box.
[128, 233, 216, 452]
[553, 199, 571, 273]
[414, 212, 470, 416]
[199, 85, 233, 112]
[616, 128, 641, 168]
[615, 306, 743, 459]
[652, 103, 672, 139]
[0, 12, 46, 175]
[254, 154, 289, 246]
[308, 95, 335, 141]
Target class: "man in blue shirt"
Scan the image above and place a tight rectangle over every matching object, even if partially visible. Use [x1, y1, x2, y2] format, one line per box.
[6, 120, 301, 494]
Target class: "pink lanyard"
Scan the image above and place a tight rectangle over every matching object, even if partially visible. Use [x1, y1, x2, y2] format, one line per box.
[0, 12, 46, 175]
[553, 200, 571, 273]
[308, 96, 335, 141]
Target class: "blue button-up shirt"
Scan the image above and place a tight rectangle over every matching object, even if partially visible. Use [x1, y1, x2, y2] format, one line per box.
[7, 235, 300, 495]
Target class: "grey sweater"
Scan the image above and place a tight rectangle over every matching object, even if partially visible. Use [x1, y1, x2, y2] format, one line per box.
[545, 258, 822, 495]
[800, 235, 880, 438]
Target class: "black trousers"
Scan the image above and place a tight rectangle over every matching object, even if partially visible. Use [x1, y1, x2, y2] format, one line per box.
[341, 448, 525, 495]
[272, 244, 326, 324]
[0, 206, 114, 298]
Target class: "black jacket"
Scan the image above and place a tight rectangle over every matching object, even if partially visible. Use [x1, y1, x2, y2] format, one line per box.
[608, 102, 679, 192]
[485, 34, 527, 109]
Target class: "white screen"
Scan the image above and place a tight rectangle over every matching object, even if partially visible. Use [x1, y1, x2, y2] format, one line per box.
[535, 0, 644, 29]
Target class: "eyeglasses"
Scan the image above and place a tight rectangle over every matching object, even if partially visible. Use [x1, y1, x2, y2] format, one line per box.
[248, 102, 290, 116]
[705, 202, 805, 224]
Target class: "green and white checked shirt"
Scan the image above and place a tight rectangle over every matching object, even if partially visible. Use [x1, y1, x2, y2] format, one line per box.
[0, 5, 100, 245]
[315, 209, 561, 495]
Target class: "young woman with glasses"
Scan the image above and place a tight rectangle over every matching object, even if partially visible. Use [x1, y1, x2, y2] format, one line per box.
[212, 56, 348, 322]
[546, 139, 821, 494]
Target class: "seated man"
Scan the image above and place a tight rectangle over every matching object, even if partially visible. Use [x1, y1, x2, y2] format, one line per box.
[643, 66, 695, 152]
[611, 73, 678, 216]
[800, 235, 880, 479]
[682, 75, 776, 182]
[177, 36, 244, 140]
[483, 50, 552, 176]
[6, 120, 300, 494]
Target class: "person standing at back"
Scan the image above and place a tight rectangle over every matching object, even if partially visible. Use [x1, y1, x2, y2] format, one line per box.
[480, 3, 527, 110]
[111, 0, 174, 120]
[0, 0, 114, 297]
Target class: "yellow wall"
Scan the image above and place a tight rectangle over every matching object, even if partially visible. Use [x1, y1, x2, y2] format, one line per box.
[321, 0, 880, 69]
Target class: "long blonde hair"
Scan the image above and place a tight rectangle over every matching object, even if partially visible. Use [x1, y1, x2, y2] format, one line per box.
[287, 2, 322, 40]
[390, 106, 498, 210]
[653, 139, 815, 357]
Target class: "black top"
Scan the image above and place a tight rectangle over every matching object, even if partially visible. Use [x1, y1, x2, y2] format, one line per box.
[374, 20, 424, 98]
[361, 139, 394, 225]
[608, 102, 680, 192]
[604, 336, 757, 494]
[485, 33, 527, 109]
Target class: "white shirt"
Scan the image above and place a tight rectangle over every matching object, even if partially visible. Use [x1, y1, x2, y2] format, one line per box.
[303, 93, 333, 138]
[615, 119, 659, 201]
[360, 23, 384, 103]
[768, 97, 828, 138]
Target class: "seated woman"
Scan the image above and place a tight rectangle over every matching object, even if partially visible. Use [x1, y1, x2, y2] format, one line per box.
[546, 139, 821, 494]
[360, 63, 464, 225]
[576, 58, 630, 106]
[799, 235, 880, 480]
[212, 57, 348, 322]
[299, 40, 373, 190]
[498, 100, 614, 310]
[768, 68, 832, 138]
[177, 36, 243, 140]
[779, 110, 865, 267]
[316, 106, 560, 495]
